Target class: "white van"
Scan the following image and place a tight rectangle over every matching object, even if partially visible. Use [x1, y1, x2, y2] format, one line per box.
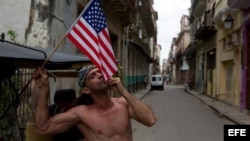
[151, 74, 164, 90]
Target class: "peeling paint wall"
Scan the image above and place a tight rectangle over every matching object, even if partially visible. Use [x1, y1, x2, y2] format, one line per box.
[0, 0, 82, 54]
[26, 0, 51, 48]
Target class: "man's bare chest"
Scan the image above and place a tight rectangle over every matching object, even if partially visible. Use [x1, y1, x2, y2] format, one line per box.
[82, 104, 131, 136]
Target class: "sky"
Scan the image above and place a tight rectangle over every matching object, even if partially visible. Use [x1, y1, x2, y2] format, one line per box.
[153, 0, 191, 65]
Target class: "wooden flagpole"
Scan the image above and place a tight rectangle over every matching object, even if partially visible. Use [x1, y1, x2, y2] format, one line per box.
[41, 35, 67, 67]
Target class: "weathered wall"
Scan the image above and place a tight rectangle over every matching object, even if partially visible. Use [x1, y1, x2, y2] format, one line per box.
[0, 0, 31, 43]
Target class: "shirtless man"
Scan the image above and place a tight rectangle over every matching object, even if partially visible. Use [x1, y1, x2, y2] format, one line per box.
[33, 65, 156, 141]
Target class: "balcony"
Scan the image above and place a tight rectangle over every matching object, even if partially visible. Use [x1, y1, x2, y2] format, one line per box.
[190, 0, 206, 17]
[195, 10, 216, 40]
[128, 23, 152, 58]
[102, 0, 136, 26]
[138, 0, 157, 37]
[228, 0, 250, 9]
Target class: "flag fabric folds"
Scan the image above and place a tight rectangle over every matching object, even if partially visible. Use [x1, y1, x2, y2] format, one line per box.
[66, 0, 117, 81]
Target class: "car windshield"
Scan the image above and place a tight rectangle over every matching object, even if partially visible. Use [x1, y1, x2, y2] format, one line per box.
[152, 76, 162, 81]
[152, 77, 156, 81]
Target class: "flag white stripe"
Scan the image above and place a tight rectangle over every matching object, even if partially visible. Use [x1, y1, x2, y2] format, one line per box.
[99, 31, 117, 69]
[100, 46, 117, 71]
[75, 23, 100, 54]
[69, 30, 101, 66]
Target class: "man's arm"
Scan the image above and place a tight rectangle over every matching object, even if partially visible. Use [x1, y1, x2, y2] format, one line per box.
[35, 111, 79, 135]
[33, 67, 50, 131]
[107, 78, 156, 127]
[32, 67, 78, 135]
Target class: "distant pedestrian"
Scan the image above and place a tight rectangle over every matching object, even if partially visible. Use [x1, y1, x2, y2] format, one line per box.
[143, 75, 148, 89]
[166, 77, 170, 85]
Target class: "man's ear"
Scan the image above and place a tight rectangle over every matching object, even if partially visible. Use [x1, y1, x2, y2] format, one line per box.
[82, 87, 90, 94]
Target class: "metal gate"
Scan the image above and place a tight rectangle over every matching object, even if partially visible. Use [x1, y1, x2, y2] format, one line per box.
[0, 68, 33, 141]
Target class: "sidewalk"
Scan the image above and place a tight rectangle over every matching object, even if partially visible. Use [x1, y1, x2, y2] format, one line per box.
[132, 87, 151, 100]
[186, 88, 250, 125]
[132, 85, 250, 125]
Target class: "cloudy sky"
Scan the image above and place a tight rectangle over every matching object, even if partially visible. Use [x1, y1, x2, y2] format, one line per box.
[153, 0, 191, 64]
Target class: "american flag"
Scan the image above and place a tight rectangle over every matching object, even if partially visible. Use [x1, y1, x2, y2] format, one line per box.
[66, 0, 117, 81]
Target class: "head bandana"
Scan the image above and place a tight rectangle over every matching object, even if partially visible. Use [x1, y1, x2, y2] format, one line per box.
[78, 65, 96, 87]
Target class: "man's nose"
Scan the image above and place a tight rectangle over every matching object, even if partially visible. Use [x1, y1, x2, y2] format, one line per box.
[96, 71, 102, 77]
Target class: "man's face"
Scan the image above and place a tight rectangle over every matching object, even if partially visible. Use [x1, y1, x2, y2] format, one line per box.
[84, 68, 108, 91]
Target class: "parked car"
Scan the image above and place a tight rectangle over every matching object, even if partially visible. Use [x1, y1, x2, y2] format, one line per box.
[151, 74, 164, 90]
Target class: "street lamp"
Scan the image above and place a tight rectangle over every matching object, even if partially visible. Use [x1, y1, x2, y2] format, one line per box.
[224, 14, 234, 29]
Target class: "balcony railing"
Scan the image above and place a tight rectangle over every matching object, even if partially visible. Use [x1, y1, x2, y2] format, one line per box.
[138, 0, 156, 37]
[195, 10, 216, 39]
[128, 28, 151, 57]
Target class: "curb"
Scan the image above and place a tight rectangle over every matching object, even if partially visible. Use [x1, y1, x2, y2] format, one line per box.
[207, 105, 240, 124]
[186, 90, 241, 125]
[139, 90, 151, 100]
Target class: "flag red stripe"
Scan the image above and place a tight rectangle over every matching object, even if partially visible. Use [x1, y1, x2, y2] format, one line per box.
[68, 29, 101, 67]
[77, 19, 99, 45]
[99, 46, 116, 73]
[72, 26, 100, 58]
[67, 33, 101, 69]
[99, 42, 116, 73]
[99, 30, 116, 61]
[99, 43, 117, 73]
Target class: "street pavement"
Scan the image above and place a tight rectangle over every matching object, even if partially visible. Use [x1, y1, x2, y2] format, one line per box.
[132, 85, 250, 125]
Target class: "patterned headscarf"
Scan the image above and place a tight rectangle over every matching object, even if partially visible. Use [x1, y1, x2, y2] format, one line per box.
[78, 65, 96, 87]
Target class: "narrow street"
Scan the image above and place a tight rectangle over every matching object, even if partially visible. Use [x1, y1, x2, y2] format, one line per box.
[132, 85, 229, 141]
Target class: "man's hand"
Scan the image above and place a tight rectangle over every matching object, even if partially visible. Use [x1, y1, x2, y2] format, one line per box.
[106, 77, 126, 95]
[32, 67, 49, 89]
[106, 77, 156, 127]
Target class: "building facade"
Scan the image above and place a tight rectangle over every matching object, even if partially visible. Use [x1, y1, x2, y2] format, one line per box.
[227, 0, 250, 111]
[174, 15, 191, 84]
[188, 0, 249, 111]
[166, 0, 250, 112]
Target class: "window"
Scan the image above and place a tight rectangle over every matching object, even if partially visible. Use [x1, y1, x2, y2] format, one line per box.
[227, 35, 233, 46]
[222, 38, 226, 50]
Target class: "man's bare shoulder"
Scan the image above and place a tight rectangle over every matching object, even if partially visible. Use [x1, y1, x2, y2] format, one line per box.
[66, 104, 92, 120]
[111, 97, 128, 106]
[67, 104, 88, 113]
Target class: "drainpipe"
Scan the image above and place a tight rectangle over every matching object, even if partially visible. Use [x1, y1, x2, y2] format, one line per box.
[241, 11, 249, 111]
[203, 39, 206, 94]
[122, 26, 129, 88]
